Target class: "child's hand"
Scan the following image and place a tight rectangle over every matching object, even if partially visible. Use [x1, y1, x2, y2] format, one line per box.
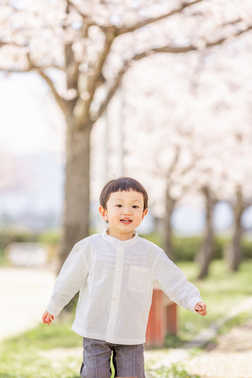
[42, 311, 54, 325]
[194, 301, 207, 316]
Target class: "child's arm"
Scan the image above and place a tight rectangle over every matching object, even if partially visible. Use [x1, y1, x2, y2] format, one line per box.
[153, 251, 206, 313]
[194, 301, 207, 316]
[42, 311, 54, 325]
[43, 239, 89, 320]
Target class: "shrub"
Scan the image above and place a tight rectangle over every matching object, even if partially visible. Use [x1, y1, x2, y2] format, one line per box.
[38, 229, 61, 244]
[0, 228, 61, 251]
[0, 229, 39, 250]
[1, 229, 251, 263]
[142, 232, 252, 261]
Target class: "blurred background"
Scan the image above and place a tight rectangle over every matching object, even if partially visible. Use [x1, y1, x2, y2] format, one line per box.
[1, 1, 252, 376]
[1, 0, 252, 275]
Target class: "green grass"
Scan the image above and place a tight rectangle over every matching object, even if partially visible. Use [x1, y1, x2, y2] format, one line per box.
[1, 259, 252, 377]
[0, 317, 82, 378]
[0, 343, 81, 378]
[148, 364, 200, 378]
[3, 319, 82, 351]
[176, 259, 252, 342]
[0, 249, 7, 266]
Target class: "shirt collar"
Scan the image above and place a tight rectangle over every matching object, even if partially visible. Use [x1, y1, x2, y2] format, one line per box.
[102, 228, 139, 246]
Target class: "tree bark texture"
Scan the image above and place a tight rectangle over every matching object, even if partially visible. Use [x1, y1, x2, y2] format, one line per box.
[58, 121, 92, 271]
[197, 187, 216, 279]
[225, 186, 247, 271]
[226, 214, 242, 271]
[163, 190, 176, 261]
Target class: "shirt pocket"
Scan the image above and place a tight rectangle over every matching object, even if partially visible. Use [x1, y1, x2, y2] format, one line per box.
[128, 265, 151, 293]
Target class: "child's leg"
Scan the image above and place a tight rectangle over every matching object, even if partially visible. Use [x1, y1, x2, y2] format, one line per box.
[81, 338, 112, 378]
[112, 344, 145, 378]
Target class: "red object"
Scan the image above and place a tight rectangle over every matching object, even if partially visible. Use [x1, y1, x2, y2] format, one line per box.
[145, 286, 177, 347]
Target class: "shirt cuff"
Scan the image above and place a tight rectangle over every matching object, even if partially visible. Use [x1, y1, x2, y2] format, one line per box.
[46, 299, 63, 316]
[187, 297, 202, 312]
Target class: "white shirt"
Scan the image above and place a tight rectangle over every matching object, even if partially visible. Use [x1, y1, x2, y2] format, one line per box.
[46, 229, 201, 345]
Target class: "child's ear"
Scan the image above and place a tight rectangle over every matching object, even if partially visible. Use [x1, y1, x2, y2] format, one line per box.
[142, 208, 148, 219]
[99, 206, 108, 221]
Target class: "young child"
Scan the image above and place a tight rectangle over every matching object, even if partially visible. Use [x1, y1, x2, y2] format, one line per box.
[42, 177, 207, 378]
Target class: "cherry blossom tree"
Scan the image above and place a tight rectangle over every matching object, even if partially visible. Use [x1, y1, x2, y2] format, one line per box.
[124, 120, 200, 261]
[191, 42, 252, 273]
[1, 0, 252, 269]
[118, 24, 252, 274]
[120, 61, 211, 260]
[193, 125, 252, 275]
[221, 133, 252, 271]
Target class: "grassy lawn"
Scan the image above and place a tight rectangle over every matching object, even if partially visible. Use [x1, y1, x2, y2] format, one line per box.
[175, 259, 252, 342]
[0, 317, 83, 378]
[1, 259, 252, 377]
[0, 250, 7, 266]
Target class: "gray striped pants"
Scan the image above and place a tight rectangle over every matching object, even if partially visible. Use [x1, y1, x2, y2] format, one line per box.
[80, 338, 145, 378]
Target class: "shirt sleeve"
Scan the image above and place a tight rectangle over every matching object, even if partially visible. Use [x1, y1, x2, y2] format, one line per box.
[152, 250, 201, 312]
[46, 240, 89, 316]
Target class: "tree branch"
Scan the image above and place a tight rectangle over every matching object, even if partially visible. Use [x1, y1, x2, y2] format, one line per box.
[129, 22, 252, 61]
[0, 40, 28, 49]
[132, 45, 197, 61]
[89, 18, 252, 153]
[23, 51, 68, 114]
[65, 42, 80, 91]
[0, 61, 67, 115]
[113, 0, 204, 35]
[0, 68, 31, 76]
[93, 19, 252, 124]
[86, 31, 115, 106]
[33, 68, 68, 115]
[205, 23, 252, 48]
[93, 63, 129, 121]
[71, 30, 115, 125]
[91, 39, 197, 122]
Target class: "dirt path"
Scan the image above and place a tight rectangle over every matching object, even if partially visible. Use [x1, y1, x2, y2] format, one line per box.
[0, 267, 55, 341]
[184, 321, 252, 378]
[144, 320, 252, 378]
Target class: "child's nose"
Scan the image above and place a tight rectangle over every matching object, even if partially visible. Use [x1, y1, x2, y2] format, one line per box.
[122, 207, 132, 214]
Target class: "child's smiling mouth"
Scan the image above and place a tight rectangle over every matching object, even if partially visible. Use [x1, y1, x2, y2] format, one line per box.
[120, 219, 132, 224]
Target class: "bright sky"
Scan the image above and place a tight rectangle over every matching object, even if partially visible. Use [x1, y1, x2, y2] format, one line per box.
[0, 72, 58, 155]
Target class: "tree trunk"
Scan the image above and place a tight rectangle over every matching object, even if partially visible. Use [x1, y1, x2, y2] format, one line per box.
[225, 186, 246, 271]
[58, 120, 92, 272]
[197, 187, 216, 279]
[226, 215, 242, 271]
[163, 190, 176, 261]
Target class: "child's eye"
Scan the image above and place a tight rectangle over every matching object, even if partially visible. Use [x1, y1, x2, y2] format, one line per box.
[116, 204, 122, 207]
[132, 205, 139, 209]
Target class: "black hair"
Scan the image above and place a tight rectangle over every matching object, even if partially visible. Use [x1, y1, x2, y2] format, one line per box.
[100, 177, 148, 211]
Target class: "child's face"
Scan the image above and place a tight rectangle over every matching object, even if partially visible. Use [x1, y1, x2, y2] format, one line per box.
[99, 190, 148, 240]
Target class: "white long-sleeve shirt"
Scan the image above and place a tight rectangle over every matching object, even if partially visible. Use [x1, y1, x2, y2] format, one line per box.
[46, 229, 201, 345]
